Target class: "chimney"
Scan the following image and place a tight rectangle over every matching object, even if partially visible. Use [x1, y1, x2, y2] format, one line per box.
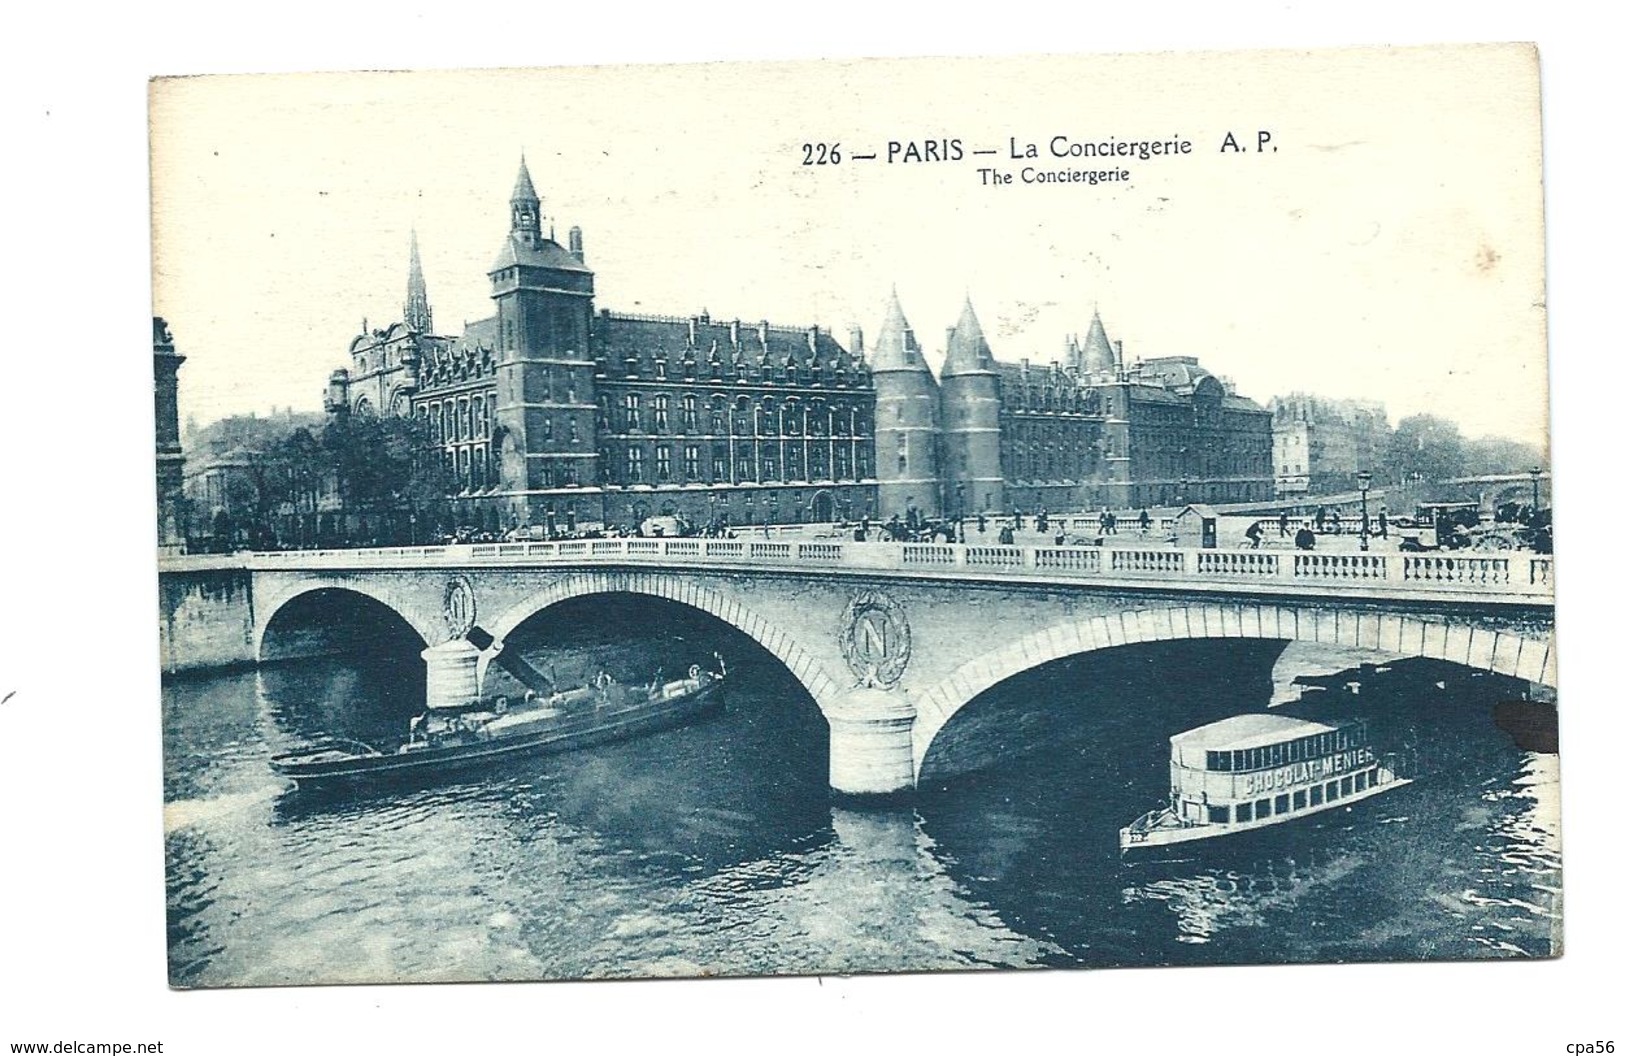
[848, 325, 864, 354]
[568, 226, 585, 263]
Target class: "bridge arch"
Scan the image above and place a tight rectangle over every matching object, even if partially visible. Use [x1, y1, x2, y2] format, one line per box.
[910, 602, 1555, 778]
[1480, 479, 1538, 512]
[484, 570, 841, 717]
[253, 580, 441, 662]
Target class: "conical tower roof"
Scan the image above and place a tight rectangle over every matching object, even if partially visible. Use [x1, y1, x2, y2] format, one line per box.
[512, 156, 540, 203]
[869, 288, 932, 375]
[1079, 310, 1117, 375]
[942, 296, 995, 376]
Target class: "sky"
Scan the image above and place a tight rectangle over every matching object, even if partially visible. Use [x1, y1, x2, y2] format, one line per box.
[150, 45, 1549, 448]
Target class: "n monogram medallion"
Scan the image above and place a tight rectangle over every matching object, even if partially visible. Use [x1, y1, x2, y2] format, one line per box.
[839, 589, 912, 689]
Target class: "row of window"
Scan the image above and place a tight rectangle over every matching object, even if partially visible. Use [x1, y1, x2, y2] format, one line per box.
[603, 393, 868, 437]
[443, 443, 492, 491]
[1005, 385, 1102, 414]
[1207, 768, 1380, 824]
[419, 396, 491, 444]
[1004, 437, 1108, 481]
[608, 442, 869, 485]
[1205, 729, 1363, 773]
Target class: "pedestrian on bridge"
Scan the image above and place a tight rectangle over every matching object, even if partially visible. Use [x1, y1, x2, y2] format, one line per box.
[1278, 511, 1290, 537]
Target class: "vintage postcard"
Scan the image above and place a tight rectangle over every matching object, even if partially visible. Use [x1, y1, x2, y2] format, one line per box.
[151, 43, 1555, 987]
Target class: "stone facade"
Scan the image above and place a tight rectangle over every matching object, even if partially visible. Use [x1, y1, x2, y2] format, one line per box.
[1270, 393, 1389, 497]
[326, 160, 1277, 531]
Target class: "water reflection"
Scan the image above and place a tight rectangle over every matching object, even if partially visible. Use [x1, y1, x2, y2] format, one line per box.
[164, 635, 1560, 986]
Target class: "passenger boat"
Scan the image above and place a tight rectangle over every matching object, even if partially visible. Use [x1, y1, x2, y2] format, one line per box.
[1120, 713, 1411, 856]
[270, 661, 724, 790]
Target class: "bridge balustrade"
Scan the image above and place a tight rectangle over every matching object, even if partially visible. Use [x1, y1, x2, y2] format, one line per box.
[965, 546, 1025, 568]
[1402, 554, 1510, 586]
[223, 536, 1555, 602]
[1293, 553, 1387, 580]
[901, 545, 957, 567]
[1032, 547, 1102, 573]
[1197, 551, 1280, 577]
[1111, 550, 1186, 575]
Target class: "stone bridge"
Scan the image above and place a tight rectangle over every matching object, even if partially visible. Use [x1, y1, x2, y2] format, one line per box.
[160, 536, 1556, 797]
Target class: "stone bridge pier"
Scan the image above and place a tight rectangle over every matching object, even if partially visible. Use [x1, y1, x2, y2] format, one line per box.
[246, 559, 1556, 802]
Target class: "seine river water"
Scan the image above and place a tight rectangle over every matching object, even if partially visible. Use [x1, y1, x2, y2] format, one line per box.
[163, 598, 1560, 986]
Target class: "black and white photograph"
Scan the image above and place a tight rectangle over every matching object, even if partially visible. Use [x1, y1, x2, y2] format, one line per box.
[149, 43, 1557, 985]
[3, 8, 1617, 1054]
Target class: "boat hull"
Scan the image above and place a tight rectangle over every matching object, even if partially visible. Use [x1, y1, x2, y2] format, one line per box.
[1120, 775, 1413, 858]
[271, 681, 722, 790]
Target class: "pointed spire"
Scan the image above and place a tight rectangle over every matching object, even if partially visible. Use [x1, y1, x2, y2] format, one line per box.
[512, 155, 539, 204]
[869, 287, 931, 374]
[404, 228, 432, 333]
[942, 295, 995, 376]
[1079, 309, 1117, 375]
[508, 156, 543, 248]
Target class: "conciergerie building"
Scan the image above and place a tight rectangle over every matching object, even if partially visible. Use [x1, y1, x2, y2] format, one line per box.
[324, 159, 1273, 533]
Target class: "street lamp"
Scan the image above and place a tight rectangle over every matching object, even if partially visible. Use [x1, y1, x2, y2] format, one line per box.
[1529, 467, 1542, 514]
[1356, 470, 1372, 552]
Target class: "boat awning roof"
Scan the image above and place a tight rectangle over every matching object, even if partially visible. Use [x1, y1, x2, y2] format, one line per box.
[1171, 713, 1343, 753]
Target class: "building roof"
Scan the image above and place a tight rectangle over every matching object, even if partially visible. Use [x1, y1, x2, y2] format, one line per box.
[490, 234, 593, 274]
[1170, 713, 1342, 754]
[1137, 356, 1216, 394]
[1222, 394, 1267, 414]
[1077, 311, 1117, 374]
[941, 297, 995, 376]
[1124, 383, 1185, 404]
[590, 311, 859, 381]
[868, 288, 932, 375]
